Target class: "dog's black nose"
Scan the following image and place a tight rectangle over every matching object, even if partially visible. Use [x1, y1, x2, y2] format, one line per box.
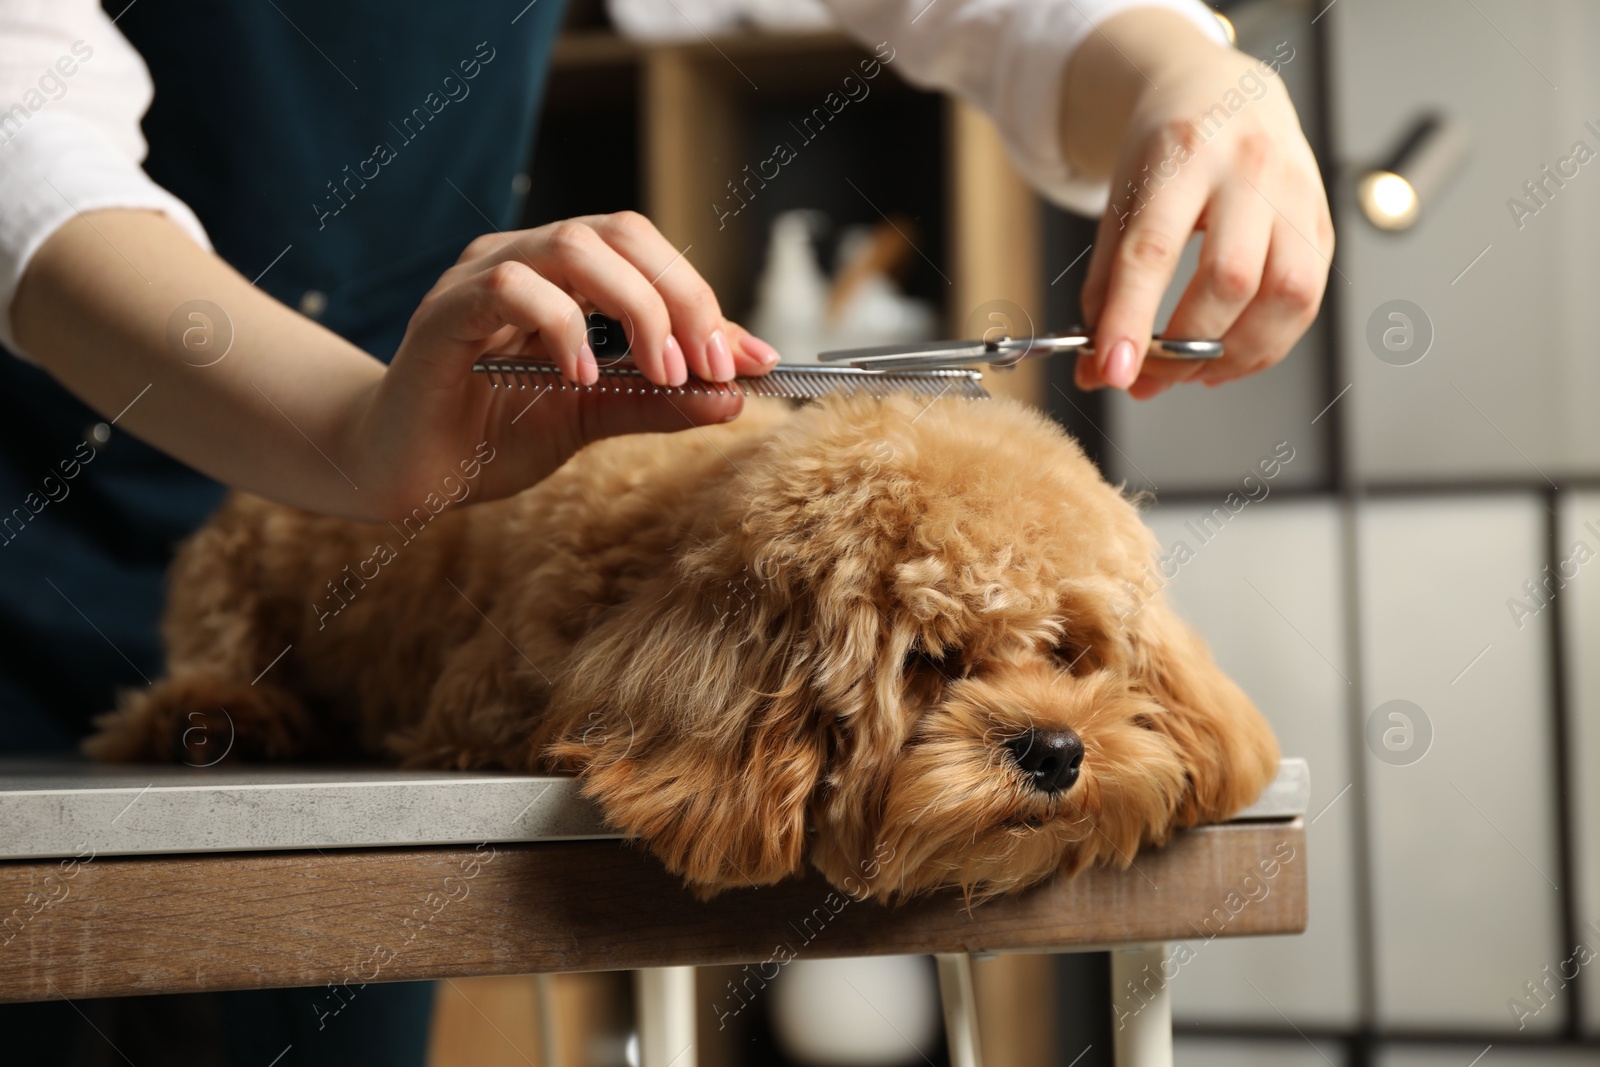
[1005, 728, 1084, 794]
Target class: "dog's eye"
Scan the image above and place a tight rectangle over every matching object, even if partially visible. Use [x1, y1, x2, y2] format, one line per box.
[903, 646, 966, 680]
[1052, 644, 1091, 674]
[901, 645, 965, 706]
[896, 652, 953, 710]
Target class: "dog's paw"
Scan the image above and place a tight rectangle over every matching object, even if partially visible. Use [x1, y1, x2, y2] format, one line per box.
[1191, 735, 1282, 826]
[84, 674, 318, 765]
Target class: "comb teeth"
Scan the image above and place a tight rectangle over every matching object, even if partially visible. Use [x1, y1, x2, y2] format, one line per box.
[472, 359, 990, 401]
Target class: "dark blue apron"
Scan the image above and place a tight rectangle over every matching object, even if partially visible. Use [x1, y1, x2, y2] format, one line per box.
[0, 3, 567, 1061]
[0, 0, 566, 749]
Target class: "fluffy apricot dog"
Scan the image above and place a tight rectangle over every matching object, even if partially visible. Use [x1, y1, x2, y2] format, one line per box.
[87, 394, 1278, 900]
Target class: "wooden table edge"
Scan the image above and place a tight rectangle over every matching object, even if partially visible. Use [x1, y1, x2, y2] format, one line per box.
[0, 818, 1306, 1004]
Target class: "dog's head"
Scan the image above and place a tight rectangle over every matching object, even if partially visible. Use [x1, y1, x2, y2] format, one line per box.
[545, 395, 1279, 900]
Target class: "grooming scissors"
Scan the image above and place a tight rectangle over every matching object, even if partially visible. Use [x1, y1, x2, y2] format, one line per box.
[816, 330, 1223, 370]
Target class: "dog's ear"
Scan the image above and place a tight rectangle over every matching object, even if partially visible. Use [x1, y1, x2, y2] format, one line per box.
[542, 570, 826, 893]
[1124, 601, 1280, 827]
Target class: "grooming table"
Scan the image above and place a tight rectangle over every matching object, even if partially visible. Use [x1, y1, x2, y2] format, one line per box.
[0, 756, 1309, 1067]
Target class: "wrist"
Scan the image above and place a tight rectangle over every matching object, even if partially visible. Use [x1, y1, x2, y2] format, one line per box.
[1060, 7, 1236, 177]
[324, 368, 401, 521]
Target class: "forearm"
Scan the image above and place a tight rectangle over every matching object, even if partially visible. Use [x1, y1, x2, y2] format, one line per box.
[12, 210, 386, 517]
[1060, 7, 1236, 178]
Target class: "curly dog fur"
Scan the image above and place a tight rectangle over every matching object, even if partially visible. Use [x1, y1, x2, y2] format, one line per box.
[86, 395, 1279, 900]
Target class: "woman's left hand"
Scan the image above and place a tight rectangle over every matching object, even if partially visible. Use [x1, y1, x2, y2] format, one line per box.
[1063, 9, 1334, 399]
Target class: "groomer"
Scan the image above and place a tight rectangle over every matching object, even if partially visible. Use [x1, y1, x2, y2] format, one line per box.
[0, 0, 1330, 1062]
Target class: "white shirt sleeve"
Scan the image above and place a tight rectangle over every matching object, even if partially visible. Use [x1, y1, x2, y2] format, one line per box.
[821, 0, 1230, 215]
[0, 0, 211, 356]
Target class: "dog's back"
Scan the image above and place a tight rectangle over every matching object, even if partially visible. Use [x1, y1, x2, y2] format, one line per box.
[85, 398, 796, 764]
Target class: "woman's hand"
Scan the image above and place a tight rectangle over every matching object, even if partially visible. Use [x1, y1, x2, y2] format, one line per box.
[1062, 9, 1334, 399]
[16, 209, 778, 522]
[405, 211, 778, 388]
[353, 211, 780, 511]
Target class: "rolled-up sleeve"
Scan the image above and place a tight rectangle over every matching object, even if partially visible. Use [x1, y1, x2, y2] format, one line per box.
[0, 0, 210, 355]
[821, 0, 1229, 215]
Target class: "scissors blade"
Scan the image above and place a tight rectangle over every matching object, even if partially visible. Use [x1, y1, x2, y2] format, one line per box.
[1006, 334, 1223, 361]
[1147, 337, 1224, 359]
[816, 339, 992, 369]
[818, 332, 1223, 370]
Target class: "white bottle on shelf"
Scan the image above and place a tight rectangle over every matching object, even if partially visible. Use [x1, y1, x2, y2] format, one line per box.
[748, 210, 831, 364]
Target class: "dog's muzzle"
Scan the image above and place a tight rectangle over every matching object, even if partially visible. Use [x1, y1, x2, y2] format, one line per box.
[1005, 728, 1084, 794]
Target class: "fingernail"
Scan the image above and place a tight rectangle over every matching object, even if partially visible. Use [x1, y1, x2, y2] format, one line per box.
[1103, 340, 1138, 389]
[708, 330, 736, 382]
[578, 343, 598, 385]
[742, 334, 780, 367]
[664, 335, 689, 386]
[721, 411, 740, 423]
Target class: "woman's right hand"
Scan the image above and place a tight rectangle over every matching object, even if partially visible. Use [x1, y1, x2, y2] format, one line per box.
[403, 211, 779, 388]
[354, 211, 783, 512]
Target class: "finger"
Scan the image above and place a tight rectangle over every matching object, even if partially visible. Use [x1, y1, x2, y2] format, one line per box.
[1074, 351, 1106, 391]
[1129, 355, 1209, 385]
[1076, 191, 1129, 392]
[1074, 346, 1205, 390]
[722, 320, 780, 378]
[450, 231, 517, 270]
[1198, 214, 1329, 385]
[1128, 376, 1175, 401]
[501, 220, 676, 385]
[1079, 154, 1173, 378]
[1079, 178, 1129, 344]
[415, 261, 596, 386]
[1089, 160, 1210, 390]
[578, 211, 736, 382]
[1075, 343, 1205, 390]
[1163, 183, 1273, 342]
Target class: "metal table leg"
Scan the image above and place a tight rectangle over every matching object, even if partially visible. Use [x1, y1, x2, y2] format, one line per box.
[935, 952, 984, 1067]
[534, 972, 558, 1066]
[1111, 945, 1173, 1067]
[636, 965, 697, 1067]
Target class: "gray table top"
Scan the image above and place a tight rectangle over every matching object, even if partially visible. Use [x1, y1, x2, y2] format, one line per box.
[0, 756, 1308, 861]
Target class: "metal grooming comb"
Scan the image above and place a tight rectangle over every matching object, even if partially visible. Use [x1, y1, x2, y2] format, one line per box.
[472, 358, 990, 400]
